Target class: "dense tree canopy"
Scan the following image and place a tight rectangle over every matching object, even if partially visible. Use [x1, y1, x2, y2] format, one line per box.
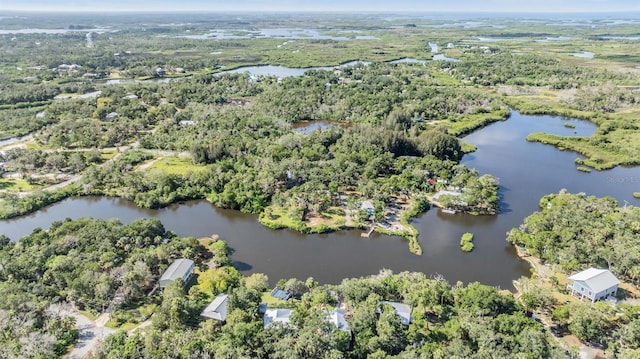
[507, 191, 640, 283]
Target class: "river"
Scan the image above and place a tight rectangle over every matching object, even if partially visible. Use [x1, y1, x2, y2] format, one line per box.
[1, 112, 638, 288]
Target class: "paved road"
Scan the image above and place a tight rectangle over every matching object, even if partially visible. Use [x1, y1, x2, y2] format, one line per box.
[48, 303, 115, 359]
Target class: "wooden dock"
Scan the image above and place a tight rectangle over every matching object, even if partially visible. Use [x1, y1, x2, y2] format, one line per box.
[361, 226, 375, 237]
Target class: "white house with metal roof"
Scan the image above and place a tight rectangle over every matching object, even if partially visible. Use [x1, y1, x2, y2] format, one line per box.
[201, 293, 228, 321]
[568, 268, 619, 302]
[263, 308, 293, 328]
[325, 309, 351, 335]
[159, 258, 195, 289]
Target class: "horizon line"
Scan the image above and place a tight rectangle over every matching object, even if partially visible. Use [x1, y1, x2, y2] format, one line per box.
[2, 9, 640, 14]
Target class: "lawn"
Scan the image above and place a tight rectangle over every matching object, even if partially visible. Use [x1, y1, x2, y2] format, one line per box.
[147, 156, 206, 175]
[0, 178, 37, 192]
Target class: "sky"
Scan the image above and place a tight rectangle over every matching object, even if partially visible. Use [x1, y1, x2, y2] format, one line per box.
[1, 0, 639, 13]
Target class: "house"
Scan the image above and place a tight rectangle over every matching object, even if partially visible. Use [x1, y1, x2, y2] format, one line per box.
[377, 301, 412, 325]
[201, 293, 228, 321]
[568, 268, 619, 302]
[433, 190, 461, 201]
[263, 308, 293, 328]
[105, 112, 119, 121]
[270, 288, 292, 300]
[325, 309, 351, 335]
[360, 200, 375, 216]
[159, 258, 195, 289]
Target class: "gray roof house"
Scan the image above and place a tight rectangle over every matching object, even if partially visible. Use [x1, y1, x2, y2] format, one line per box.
[105, 112, 119, 121]
[159, 258, 195, 289]
[263, 308, 293, 328]
[378, 301, 412, 325]
[270, 288, 292, 300]
[568, 268, 619, 302]
[326, 309, 351, 335]
[201, 293, 228, 321]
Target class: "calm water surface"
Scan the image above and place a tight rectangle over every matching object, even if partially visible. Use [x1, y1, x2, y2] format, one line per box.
[2, 112, 639, 288]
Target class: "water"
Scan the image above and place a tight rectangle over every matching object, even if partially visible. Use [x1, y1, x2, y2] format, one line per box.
[179, 28, 377, 41]
[432, 54, 461, 62]
[536, 36, 572, 42]
[572, 51, 595, 59]
[600, 36, 640, 41]
[224, 61, 370, 78]
[1, 112, 639, 288]
[388, 58, 428, 64]
[226, 65, 322, 78]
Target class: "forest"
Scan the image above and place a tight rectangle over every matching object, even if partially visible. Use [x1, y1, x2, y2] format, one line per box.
[0, 217, 566, 358]
[507, 191, 640, 284]
[507, 191, 640, 358]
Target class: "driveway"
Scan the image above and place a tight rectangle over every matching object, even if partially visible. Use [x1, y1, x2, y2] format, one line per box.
[48, 303, 115, 359]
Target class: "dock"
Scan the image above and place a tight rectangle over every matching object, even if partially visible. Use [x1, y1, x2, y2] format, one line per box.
[361, 226, 375, 237]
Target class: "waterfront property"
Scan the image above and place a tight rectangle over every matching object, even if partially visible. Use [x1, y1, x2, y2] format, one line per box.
[378, 301, 412, 325]
[568, 268, 619, 302]
[159, 258, 195, 289]
[264, 308, 293, 328]
[271, 287, 292, 300]
[360, 200, 375, 217]
[201, 293, 228, 321]
[326, 309, 351, 335]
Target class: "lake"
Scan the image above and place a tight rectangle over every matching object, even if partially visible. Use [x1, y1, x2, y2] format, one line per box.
[1, 112, 638, 288]
[572, 51, 595, 59]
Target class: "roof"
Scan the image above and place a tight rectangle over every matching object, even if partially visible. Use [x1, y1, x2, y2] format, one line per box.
[433, 190, 461, 200]
[326, 309, 351, 333]
[379, 301, 412, 325]
[264, 308, 292, 328]
[105, 112, 118, 120]
[201, 294, 228, 321]
[360, 200, 375, 210]
[569, 268, 619, 293]
[271, 288, 292, 300]
[160, 258, 194, 283]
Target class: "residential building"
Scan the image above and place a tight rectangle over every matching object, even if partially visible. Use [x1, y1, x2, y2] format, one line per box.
[264, 308, 293, 328]
[378, 301, 412, 325]
[325, 309, 351, 335]
[201, 293, 228, 321]
[159, 258, 195, 289]
[568, 268, 619, 302]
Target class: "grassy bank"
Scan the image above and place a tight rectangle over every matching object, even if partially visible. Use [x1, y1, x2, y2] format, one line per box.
[506, 95, 640, 170]
[258, 205, 348, 234]
[259, 196, 430, 255]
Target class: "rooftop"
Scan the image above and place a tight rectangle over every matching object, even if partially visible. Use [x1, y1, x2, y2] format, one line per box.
[160, 258, 194, 283]
[569, 268, 619, 293]
[326, 309, 351, 333]
[264, 308, 293, 328]
[379, 301, 412, 325]
[271, 288, 292, 300]
[201, 293, 228, 321]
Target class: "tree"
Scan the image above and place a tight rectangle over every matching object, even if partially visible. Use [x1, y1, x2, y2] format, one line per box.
[198, 266, 242, 296]
[245, 273, 269, 292]
[369, 304, 408, 354]
[568, 303, 610, 343]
